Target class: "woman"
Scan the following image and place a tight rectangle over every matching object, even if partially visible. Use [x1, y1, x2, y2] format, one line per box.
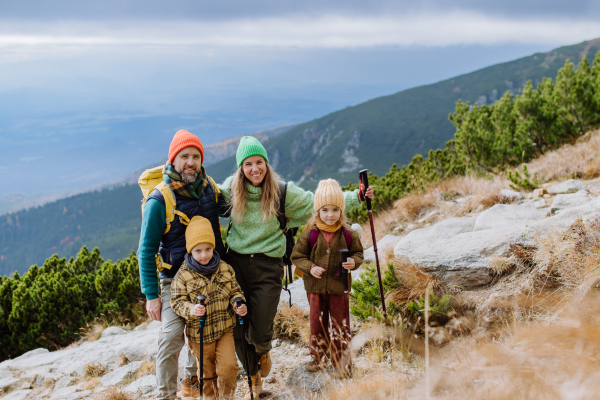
[218, 136, 373, 400]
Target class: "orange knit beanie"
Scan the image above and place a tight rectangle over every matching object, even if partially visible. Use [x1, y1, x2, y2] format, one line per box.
[168, 130, 205, 165]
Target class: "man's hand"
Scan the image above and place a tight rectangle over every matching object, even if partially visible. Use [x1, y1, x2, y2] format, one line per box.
[342, 258, 356, 270]
[311, 265, 326, 279]
[146, 298, 162, 322]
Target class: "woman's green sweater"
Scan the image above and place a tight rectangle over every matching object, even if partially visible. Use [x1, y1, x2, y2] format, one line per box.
[219, 176, 360, 258]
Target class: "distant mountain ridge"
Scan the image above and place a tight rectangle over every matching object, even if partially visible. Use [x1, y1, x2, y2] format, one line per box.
[208, 38, 600, 188]
[3, 38, 600, 276]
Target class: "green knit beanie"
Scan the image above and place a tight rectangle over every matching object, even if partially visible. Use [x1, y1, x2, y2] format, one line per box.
[236, 136, 269, 167]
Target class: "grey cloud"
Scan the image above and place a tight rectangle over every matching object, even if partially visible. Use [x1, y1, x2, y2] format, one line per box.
[0, 0, 598, 20]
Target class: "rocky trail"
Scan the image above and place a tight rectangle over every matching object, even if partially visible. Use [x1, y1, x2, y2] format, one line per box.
[2, 177, 600, 400]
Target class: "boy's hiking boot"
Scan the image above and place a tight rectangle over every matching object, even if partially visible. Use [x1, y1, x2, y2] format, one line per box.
[259, 352, 272, 377]
[304, 360, 323, 372]
[244, 373, 262, 400]
[181, 376, 200, 400]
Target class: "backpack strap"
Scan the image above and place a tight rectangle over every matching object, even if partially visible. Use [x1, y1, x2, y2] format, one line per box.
[309, 228, 320, 249]
[342, 227, 352, 248]
[207, 175, 221, 203]
[155, 181, 178, 235]
[277, 181, 287, 231]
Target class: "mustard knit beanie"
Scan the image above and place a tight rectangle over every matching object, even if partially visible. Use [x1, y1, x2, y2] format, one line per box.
[314, 179, 345, 211]
[185, 216, 216, 253]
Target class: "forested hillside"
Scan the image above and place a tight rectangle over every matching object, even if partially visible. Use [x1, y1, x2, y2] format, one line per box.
[209, 39, 600, 187]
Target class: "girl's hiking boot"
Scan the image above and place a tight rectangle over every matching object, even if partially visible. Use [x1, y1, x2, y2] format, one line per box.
[259, 352, 272, 377]
[181, 376, 200, 400]
[304, 360, 324, 372]
[244, 373, 262, 400]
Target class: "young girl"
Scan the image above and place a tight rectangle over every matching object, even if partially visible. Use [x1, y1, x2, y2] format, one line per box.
[291, 179, 364, 378]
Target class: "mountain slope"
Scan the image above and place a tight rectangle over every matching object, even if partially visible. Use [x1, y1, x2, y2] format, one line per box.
[210, 38, 600, 188]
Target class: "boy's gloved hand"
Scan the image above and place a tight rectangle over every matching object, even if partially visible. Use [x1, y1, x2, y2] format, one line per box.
[310, 265, 326, 279]
[235, 303, 248, 316]
[342, 258, 355, 270]
[193, 303, 206, 317]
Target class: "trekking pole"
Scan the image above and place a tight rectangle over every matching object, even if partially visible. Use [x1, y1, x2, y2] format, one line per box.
[282, 263, 293, 307]
[197, 295, 206, 398]
[359, 169, 388, 322]
[339, 249, 351, 327]
[235, 297, 253, 400]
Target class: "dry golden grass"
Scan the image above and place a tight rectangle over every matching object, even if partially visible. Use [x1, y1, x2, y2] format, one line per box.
[91, 386, 132, 400]
[386, 256, 439, 306]
[134, 361, 156, 380]
[82, 377, 101, 390]
[526, 129, 600, 182]
[489, 256, 515, 276]
[80, 303, 150, 343]
[273, 305, 310, 345]
[83, 362, 107, 378]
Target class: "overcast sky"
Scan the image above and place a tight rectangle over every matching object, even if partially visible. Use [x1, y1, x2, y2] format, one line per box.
[1, 1, 600, 199]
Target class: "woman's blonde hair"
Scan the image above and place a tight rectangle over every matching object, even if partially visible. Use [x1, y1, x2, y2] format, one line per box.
[230, 161, 281, 223]
[306, 207, 349, 230]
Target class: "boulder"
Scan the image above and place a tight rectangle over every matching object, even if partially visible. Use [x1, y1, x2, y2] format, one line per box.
[0, 370, 12, 380]
[519, 198, 547, 209]
[1, 390, 33, 400]
[500, 189, 522, 200]
[49, 386, 92, 400]
[286, 364, 332, 392]
[364, 234, 402, 262]
[550, 190, 592, 215]
[394, 206, 546, 287]
[547, 179, 588, 194]
[350, 223, 363, 240]
[280, 280, 309, 311]
[100, 326, 127, 338]
[532, 188, 547, 198]
[146, 320, 162, 330]
[124, 374, 157, 395]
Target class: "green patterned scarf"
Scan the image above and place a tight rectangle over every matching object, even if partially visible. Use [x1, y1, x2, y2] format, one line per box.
[163, 163, 207, 199]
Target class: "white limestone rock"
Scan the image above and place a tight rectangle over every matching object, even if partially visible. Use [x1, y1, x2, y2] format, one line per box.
[54, 375, 78, 390]
[364, 234, 402, 262]
[100, 326, 127, 338]
[100, 361, 143, 386]
[500, 189, 522, 200]
[0, 377, 20, 391]
[547, 179, 588, 194]
[2, 389, 33, 400]
[550, 190, 592, 215]
[124, 374, 157, 395]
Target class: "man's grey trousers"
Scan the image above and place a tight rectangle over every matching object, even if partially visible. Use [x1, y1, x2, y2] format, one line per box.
[156, 279, 198, 400]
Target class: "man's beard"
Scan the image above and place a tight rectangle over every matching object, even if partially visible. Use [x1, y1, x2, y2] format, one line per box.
[176, 165, 200, 184]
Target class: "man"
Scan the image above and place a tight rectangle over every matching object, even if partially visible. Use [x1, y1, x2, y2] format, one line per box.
[137, 130, 228, 400]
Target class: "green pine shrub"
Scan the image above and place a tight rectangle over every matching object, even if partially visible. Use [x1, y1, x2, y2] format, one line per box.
[508, 165, 544, 191]
[406, 291, 453, 326]
[350, 262, 401, 321]
[0, 246, 145, 361]
[346, 53, 600, 223]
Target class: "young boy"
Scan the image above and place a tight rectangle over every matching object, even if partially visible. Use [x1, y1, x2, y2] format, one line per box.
[171, 216, 247, 400]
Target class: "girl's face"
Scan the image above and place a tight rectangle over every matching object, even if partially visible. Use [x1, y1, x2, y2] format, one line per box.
[319, 205, 342, 226]
[191, 242, 214, 265]
[242, 155, 267, 186]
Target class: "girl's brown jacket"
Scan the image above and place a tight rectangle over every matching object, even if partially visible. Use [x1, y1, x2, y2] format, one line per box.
[291, 225, 363, 295]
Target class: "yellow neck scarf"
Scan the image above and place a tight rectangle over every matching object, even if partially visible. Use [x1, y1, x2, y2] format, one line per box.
[316, 217, 342, 233]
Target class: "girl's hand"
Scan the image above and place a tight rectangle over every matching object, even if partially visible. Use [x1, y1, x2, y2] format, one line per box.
[342, 258, 355, 270]
[359, 184, 375, 201]
[193, 304, 206, 317]
[310, 265, 326, 279]
[236, 304, 247, 317]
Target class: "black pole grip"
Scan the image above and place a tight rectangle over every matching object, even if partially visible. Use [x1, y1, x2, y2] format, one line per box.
[234, 297, 244, 324]
[197, 295, 206, 326]
[359, 169, 372, 210]
[340, 249, 349, 292]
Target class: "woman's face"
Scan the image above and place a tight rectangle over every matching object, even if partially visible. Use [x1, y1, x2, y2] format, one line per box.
[242, 155, 267, 186]
[319, 205, 342, 226]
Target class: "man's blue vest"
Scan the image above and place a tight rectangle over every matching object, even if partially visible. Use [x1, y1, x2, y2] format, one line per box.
[147, 180, 226, 280]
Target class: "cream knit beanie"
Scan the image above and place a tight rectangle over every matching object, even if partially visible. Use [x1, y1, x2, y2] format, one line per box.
[314, 179, 345, 211]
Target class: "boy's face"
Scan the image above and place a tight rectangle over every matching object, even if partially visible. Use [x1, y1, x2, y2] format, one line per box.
[191, 242, 214, 265]
[319, 205, 341, 226]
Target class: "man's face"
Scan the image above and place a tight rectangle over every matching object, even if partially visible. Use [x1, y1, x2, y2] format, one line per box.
[173, 147, 202, 183]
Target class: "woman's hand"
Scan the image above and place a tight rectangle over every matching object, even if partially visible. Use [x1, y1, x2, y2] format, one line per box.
[193, 304, 206, 317]
[310, 265, 326, 279]
[359, 184, 374, 201]
[236, 303, 248, 316]
[342, 258, 355, 270]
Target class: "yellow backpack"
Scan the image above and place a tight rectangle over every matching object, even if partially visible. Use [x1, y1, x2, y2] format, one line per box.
[138, 165, 221, 271]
